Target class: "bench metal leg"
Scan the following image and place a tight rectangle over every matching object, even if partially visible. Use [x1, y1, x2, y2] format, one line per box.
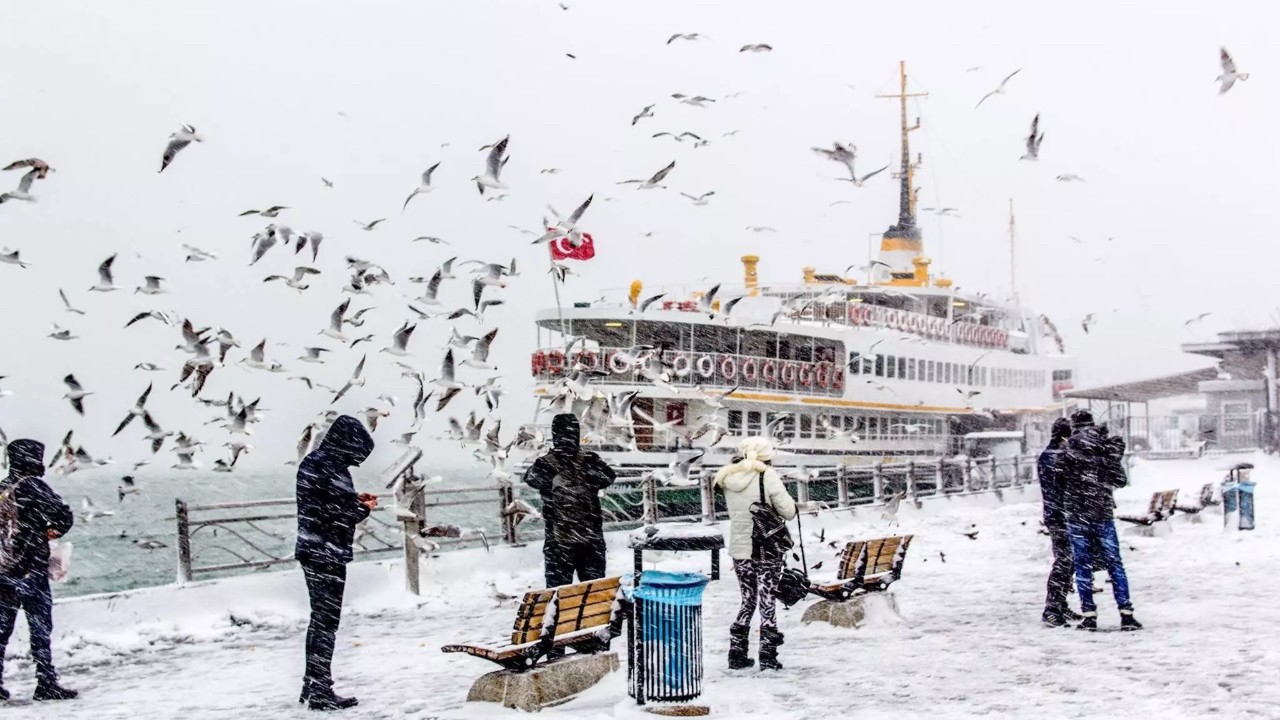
[710, 548, 720, 581]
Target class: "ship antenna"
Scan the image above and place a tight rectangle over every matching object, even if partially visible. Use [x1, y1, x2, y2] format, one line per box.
[874, 62, 929, 282]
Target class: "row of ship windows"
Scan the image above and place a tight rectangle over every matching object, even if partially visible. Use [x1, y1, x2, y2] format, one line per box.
[726, 410, 948, 439]
[848, 353, 1048, 389]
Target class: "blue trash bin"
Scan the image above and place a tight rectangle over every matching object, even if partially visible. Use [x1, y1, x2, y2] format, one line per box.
[628, 570, 710, 705]
[1222, 464, 1257, 531]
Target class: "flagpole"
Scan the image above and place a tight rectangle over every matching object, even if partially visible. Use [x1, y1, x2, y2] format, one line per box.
[548, 241, 569, 339]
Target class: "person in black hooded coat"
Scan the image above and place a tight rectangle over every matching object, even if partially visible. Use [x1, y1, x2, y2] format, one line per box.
[0, 439, 77, 702]
[295, 415, 377, 711]
[1037, 418, 1081, 627]
[524, 413, 616, 587]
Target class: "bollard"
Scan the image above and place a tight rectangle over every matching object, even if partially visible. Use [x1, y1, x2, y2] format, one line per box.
[175, 499, 193, 584]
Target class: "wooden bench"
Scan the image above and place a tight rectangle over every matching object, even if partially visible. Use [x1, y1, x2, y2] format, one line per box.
[1117, 489, 1178, 526]
[809, 535, 913, 602]
[442, 576, 625, 672]
[1175, 483, 1219, 514]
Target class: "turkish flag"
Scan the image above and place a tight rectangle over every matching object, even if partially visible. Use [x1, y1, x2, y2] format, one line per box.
[550, 231, 595, 261]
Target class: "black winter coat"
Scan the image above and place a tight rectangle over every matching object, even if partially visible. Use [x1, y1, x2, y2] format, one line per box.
[1037, 442, 1069, 527]
[1063, 425, 1127, 525]
[1, 439, 74, 579]
[524, 414, 616, 546]
[295, 416, 374, 567]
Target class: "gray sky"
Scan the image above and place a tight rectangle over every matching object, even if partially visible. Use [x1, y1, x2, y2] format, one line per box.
[1, 0, 1274, 470]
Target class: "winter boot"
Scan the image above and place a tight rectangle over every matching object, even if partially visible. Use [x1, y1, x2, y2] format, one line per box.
[0, 684, 9, 702]
[308, 691, 359, 712]
[33, 682, 78, 702]
[758, 627, 784, 671]
[1076, 612, 1097, 632]
[1119, 609, 1143, 631]
[1062, 607, 1083, 622]
[299, 677, 312, 705]
[728, 624, 754, 670]
[1041, 609, 1069, 628]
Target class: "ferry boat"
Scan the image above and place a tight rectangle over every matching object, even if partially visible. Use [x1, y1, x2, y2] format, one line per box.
[527, 63, 1076, 477]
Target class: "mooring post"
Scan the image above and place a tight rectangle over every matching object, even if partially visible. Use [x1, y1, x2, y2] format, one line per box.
[175, 499, 193, 584]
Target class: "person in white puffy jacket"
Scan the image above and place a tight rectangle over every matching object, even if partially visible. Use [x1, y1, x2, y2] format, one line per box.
[714, 436, 797, 671]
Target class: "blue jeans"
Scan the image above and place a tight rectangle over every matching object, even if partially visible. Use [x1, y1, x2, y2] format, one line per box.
[0, 573, 58, 686]
[1066, 522, 1132, 613]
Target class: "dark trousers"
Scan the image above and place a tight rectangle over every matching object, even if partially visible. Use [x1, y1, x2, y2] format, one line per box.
[301, 562, 347, 692]
[0, 573, 58, 686]
[1045, 525, 1075, 614]
[544, 540, 607, 587]
[733, 558, 783, 629]
[1067, 521, 1132, 613]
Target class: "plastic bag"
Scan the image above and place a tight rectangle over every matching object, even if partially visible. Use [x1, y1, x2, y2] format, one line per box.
[48, 540, 73, 583]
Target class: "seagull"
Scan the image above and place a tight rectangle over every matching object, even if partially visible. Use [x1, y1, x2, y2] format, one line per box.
[1217, 47, 1249, 94]
[113, 383, 153, 436]
[667, 33, 707, 44]
[1185, 312, 1213, 327]
[322, 299, 351, 341]
[360, 406, 390, 432]
[671, 93, 715, 108]
[463, 328, 499, 370]
[680, 191, 715, 206]
[697, 284, 721, 317]
[403, 162, 441, 211]
[58, 289, 85, 315]
[89, 254, 118, 292]
[321, 177, 334, 188]
[298, 347, 331, 364]
[353, 218, 385, 231]
[652, 131, 708, 147]
[264, 266, 321, 291]
[546, 194, 594, 242]
[746, 226, 776, 233]
[412, 235, 448, 245]
[62, 374, 91, 415]
[48, 324, 78, 341]
[81, 497, 115, 523]
[739, 43, 772, 53]
[135, 276, 166, 295]
[975, 69, 1021, 108]
[134, 363, 164, 372]
[381, 322, 417, 356]
[159, 123, 203, 172]
[632, 104, 655, 125]
[330, 355, 367, 405]
[414, 268, 446, 306]
[239, 205, 288, 217]
[433, 349, 466, 392]
[183, 244, 217, 262]
[618, 161, 676, 189]
[301, 231, 324, 262]
[0, 249, 29, 268]
[117, 475, 139, 503]
[956, 388, 982, 401]
[141, 412, 174, 453]
[243, 338, 286, 373]
[2, 158, 53, 179]
[473, 135, 510, 194]
[249, 227, 278, 266]
[1020, 114, 1044, 161]
[0, 169, 38, 204]
[1056, 174, 1086, 182]
[1081, 313, 1096, 334]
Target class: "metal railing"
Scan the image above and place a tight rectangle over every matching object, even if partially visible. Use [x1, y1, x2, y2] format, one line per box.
[174, 453, 1038, 587]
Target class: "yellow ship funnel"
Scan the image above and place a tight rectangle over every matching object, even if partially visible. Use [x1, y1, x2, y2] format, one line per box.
[741, 255, 760, 296]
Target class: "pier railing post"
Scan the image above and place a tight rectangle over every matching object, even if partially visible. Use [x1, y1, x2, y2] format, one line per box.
[836, 465, 850, 508]
[905, 461, 916, 498]
[642, 474, 658, 525]
[700, 472, 715, 524]
[963, 458, 973, 492]
[795, 472, 810, 507]
[499, 481, 518, 545]
[175, 499, 193, 584]
[872, 462, 885, 503]
[934, 460, 945, 495]
[1012, 455, 1022, 487]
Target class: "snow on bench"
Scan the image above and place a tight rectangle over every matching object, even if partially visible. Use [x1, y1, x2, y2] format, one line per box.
[809, 535, 914, 602]
[1175, 482, 1220, 515]
[441, 576, 624, 672]
[1117, 489, 1179, 526]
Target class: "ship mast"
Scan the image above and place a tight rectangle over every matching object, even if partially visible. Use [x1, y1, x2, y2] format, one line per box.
[874, 62, 929, 282]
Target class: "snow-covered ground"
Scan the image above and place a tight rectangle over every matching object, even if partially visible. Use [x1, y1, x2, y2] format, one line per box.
[2, 454, 1275, 719]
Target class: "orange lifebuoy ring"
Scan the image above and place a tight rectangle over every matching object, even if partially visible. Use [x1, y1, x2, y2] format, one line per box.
[739, 357, 757, 382]
[609, 352, 630, 374]
[720, 355, 739, 381]
[532, 351, 546, 376]
[762, 360, 778, 384]
[697, 355, 715, 378]
[578, 350, 598, 369]
[815, 363, 831, 388]
[781, 362, 798, 386]
[799, 364, 814, 387]
[833, 368, 845, 390]
[547, 350, 565, 374]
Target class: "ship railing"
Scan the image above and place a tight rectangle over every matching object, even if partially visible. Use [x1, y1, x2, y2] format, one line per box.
[173, 452, 1038, 588]
[532, 346, 846, 398]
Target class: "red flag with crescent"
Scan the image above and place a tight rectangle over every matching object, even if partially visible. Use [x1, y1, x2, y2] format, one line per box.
[550, 231, 595, 261]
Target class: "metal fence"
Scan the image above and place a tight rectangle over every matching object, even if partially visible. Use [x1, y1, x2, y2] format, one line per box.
[174, 454, 1038, 589]
[1120, 414, 1263, 457]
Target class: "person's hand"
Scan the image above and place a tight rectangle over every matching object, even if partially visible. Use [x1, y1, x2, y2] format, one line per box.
[358, 493, 379, 510]
[47, 529, 62, 540]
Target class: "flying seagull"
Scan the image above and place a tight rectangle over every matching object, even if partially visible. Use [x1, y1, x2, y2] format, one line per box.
[0, 169, 38, 204]
[631, 104, 655, 125]
[403, 162, 441, 212]
[680, 191, 715, 206]
[89, 254, 118, 292]
[159, 123, 203, 172]
[618, 160, 676, 189]
[62, 374, 92, 415]
[1217, 47, 1249, 94]
[1020, 114, 1044, 161]
[239, 205, 288, 217]
[667, 33, 708, 44]
[353, 218, 385, 231]
[264, 266, 321, 291]
[112, 383, 153, 436]
[473, 135, 510, 195]
[2, 158, 54, 179]
[739, 43, 773, 53]
[975, 69, 1021, 109]
[330, 355, 367, 405]
[0, 249, 29, 267]
[59, 289, 85, 315]
[1056, 174, 1085, 182]
[671, 93, 715, 108]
